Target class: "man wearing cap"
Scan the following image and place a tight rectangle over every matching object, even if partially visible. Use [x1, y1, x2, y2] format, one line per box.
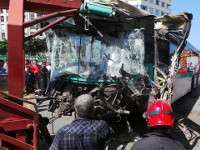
[131, 100, 186, 150]
[50, 94, 112, 150]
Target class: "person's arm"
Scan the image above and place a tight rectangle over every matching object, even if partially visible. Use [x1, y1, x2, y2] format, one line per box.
[49, 130, 62, 150]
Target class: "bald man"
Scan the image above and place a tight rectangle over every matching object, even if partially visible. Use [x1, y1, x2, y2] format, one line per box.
[50, 94, 112, 150]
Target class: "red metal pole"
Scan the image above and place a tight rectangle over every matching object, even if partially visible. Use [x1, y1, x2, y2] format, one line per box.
[25, 16, 69, 40]
[8, 0, 25, 97]
[24, 9, 78, 28]
[33, 118, 39, 150]
[1, 0, 82, 13]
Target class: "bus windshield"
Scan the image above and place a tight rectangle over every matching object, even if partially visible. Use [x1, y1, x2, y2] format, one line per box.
[47, 28, 146, 81]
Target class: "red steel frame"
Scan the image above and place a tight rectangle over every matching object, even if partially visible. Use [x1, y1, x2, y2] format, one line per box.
[0, 92, 39, 149]
[1, 0, 81, 97]
[0, 0, 81, 149]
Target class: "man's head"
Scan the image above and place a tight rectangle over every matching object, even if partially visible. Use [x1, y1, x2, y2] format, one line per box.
[146, 100, 175, 128]
[74, 94, 94, 118]
[0, 60, 4, 68]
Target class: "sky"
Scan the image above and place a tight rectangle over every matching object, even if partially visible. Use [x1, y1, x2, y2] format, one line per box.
[171, 0, 200, 50]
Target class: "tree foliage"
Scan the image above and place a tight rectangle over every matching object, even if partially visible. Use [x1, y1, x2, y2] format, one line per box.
[0, 38, 47, 55]
[25, 38, 48, 55]
[0, 41, 7, 55]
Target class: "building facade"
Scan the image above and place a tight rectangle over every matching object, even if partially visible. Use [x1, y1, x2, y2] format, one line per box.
[127, 0, 171, 16]
[0, 9, 42, 41]
[0, 9, 7, 41]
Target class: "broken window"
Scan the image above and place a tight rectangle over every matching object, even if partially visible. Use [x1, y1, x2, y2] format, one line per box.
[47, 28, 145, 81]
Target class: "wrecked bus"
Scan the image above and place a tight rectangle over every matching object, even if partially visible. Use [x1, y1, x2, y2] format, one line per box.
[40, 0, 196, 134]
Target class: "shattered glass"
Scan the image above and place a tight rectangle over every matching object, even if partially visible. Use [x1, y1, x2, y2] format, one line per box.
[46, 29, 145, 81]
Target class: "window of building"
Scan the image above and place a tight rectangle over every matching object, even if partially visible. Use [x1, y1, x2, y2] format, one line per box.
[2, 33, 5, 40]
[36, 24, 40, 29]
[161, 11, 165, 16]
[37, 13, 43, 17]
[149, 7, 154, 14]
[1, 16, 4, 22]
[135, 5, 139, 8]
[150, 0, 154, 3]
[167, 3, 171, 8]
[30, 25, 35, 29]
[155, 9, 160, 16]
[161, 2, 165, 7]
[156, 0, 160, 5]
[30, 14, 35, 20]
[0, 9, 3, 13]
[141, 5, 147, 10]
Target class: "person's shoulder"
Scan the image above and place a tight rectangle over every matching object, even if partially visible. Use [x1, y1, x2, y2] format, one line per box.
[95, 119, 107, 124]
[134, 137, 149, 145]
[134, 136, 163, 150]
[94, 119, 109, 127]
[132, 138, 147, 150]
[132, 135, 158, 150]
[56, 124, 71, 135]
[93, 120, 112, 133]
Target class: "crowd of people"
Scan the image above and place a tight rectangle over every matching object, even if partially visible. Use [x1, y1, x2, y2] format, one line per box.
[25, 59, 51, 95]
[0, 59, 51, 94]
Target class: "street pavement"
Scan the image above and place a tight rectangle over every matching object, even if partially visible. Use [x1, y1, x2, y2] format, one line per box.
[172, 87, 200, 150]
